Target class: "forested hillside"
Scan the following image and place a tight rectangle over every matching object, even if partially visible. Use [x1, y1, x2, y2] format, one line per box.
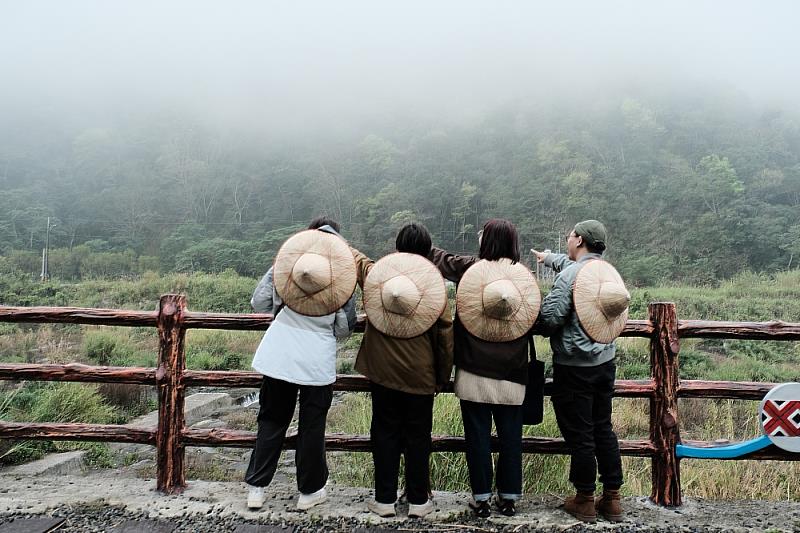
[2, 90, 799, 286]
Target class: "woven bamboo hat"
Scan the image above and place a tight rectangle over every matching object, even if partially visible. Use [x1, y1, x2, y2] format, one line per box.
[574, 259, 630, 343]
[273, 229, 357, 316]
[456, 258, 541, 342]
[363, 252, 447, 339]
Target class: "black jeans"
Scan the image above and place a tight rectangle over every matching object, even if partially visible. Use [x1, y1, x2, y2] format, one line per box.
[460, 400, 523, 501]
[551, 360, 623, 493]
[245, 376, 333, 494]
[370, 382, 434, 505]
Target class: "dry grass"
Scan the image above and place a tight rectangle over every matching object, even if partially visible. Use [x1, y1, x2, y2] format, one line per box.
[326, 392, 800, 500]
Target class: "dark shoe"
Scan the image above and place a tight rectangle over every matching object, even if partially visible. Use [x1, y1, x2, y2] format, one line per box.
[595, 489, 623, 522]
[494, 496, 516, 516]
[563, 491, 596, 523]
[468, 498, 491, 518]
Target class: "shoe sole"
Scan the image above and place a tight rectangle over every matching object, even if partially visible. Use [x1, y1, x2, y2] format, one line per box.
[247, 501, 264, 510]
[566, 510, 597, 523]
[600, 512, 623, 522]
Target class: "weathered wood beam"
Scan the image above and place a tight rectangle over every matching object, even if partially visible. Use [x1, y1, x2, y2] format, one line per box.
[650, 302, 682, 507]
[0, 363, 156, 384]
[0, 306, 156, 327]
[0, 422, 156, 444]
[181, 428, 656, 456]
[678, 320, 800, 340]
[679, 380, 777, 400]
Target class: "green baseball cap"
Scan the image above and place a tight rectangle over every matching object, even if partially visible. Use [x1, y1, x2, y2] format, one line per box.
[574, 220, 607, 248]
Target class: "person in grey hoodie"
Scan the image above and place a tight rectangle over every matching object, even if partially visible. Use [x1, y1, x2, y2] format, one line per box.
[245, 216, 356, 511]
[532, 220, 623, 523]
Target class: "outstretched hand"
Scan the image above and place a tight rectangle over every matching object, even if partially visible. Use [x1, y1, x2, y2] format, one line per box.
[531, 249, 548, 263]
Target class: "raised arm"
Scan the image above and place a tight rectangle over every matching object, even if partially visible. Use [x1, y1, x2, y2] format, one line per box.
[428, 246, 479, 283]
[350, 246, 374, 289]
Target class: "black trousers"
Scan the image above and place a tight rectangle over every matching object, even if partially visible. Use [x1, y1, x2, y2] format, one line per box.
[370, 382, 434, 505]
[551, 360, 623, 493]
[245, 375, 333, 494]
[460, 400, 523, 500]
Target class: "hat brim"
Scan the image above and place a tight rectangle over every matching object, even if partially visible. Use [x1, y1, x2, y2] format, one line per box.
[363, 253, 447, 339]
[273, 230, 356, 316]
[456, 259, 541, 342]
[574, 260, 629, 343]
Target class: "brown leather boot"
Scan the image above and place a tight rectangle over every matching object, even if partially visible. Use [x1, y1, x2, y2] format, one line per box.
[595, 489, 623, 522]
[563, 491, 596, 523]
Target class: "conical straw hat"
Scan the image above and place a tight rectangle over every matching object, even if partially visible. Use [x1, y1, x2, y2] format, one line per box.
[363, 252, 447, 339]
[574, 259, 630, 343]
[456, 258, 541, 342]
[273, 229, 357, 316]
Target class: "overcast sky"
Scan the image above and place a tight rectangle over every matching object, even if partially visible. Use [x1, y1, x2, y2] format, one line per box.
[2, 1, 799, 133]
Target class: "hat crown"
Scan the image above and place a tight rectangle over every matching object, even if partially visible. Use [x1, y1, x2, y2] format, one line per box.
[381, 275, 421, 316]
[291, 253, 332, 295]
[482, 279, 522, 319]
[597, 282, 630, 318]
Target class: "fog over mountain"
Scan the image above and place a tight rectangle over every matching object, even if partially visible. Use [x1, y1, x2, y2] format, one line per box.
[2, 2, 800, 285]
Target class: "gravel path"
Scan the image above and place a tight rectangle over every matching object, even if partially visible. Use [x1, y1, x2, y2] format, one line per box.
[0, 470, 798, 532]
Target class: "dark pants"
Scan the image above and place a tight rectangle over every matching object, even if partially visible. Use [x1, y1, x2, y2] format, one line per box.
[370, 382, 434, 505]
[460, 400, 523, 501]
[245, 375, 333, 494]
[551, 360, 623, 493]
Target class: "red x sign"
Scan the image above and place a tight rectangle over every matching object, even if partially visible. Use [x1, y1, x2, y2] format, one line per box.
[762, 400, 800, 437]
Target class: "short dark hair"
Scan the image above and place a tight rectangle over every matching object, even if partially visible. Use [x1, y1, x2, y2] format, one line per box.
[308, 216, 340, 233]
[395, 223, 432, 257]
[585, 241, 606, 254]
[479, 218, 520, 263]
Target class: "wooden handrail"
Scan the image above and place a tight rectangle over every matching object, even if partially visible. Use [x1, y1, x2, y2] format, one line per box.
[1, 300, 799, 505]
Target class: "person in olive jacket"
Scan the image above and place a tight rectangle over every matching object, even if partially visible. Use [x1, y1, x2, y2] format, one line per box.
[350, 223, 454, 519]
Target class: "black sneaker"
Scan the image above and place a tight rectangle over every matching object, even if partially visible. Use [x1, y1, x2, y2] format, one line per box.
[495, 497, 516, 517]
[469, 499, 491, 518]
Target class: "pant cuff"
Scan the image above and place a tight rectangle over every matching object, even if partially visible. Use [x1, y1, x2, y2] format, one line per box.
[498, 492, 521, 500]
[472, 492, 492, 502]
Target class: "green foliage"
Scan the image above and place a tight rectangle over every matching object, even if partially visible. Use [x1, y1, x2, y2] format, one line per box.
[2, 94, 800, 285]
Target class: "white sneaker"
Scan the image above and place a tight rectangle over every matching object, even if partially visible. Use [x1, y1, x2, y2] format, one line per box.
[367, 499, 397, 517]
[408, 499, 434, 518]
[297, 487, 327, 510]
[247, 486, 265, 509]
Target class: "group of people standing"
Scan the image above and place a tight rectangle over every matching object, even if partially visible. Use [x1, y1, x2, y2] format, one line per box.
[243, 215, 630, 523]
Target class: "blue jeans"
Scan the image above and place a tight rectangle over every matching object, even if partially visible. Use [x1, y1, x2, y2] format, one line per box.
[460, 400, 523, 501]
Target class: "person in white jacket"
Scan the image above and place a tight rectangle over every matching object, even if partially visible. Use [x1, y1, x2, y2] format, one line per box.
[246, 217, 356, 511]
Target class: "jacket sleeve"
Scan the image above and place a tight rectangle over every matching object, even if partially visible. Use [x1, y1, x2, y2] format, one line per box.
[251, 267, 275, 313]
[341, 293, 358, 332]
[333, 308, 351, 339]
[538, 269, 573, 336]
[432, 302, 455, 388]
[543, 253, 574, 274]
[428, 246, 478, 283]
[350, 246, 374, 289]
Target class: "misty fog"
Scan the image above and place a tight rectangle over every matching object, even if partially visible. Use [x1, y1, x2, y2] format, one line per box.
[2, 1, 799, 136]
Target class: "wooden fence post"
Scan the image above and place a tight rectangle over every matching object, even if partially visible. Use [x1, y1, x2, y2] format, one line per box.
[649, 302, 682, 506]
[156, 294, 187, 494]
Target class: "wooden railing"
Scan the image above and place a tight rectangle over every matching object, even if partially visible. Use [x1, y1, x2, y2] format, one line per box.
[1, 296, 799, 507]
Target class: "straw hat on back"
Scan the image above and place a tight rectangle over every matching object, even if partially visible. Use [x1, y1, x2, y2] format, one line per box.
[573, 260, 630, 343]
[273, 229, 357, 316]
[456, 258, 541, 342]
[363, 252, 447, 339]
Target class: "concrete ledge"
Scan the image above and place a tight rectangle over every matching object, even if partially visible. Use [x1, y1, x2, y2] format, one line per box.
[4, 451, 87, 477]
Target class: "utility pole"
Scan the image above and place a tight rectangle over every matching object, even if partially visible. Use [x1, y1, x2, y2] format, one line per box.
[40, 217, 53, 282]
